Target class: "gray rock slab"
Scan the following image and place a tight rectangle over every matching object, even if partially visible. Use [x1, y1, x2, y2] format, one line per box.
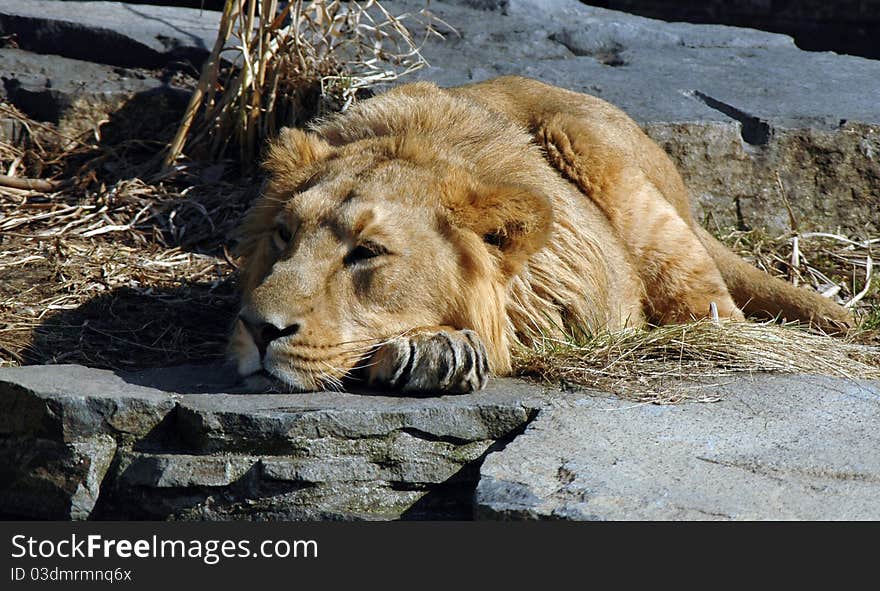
[175, 385, 540, 449]
[397, 0, 880, 233]
[68, 434, 117, 519]
[413, 0, 879, 127]
[0, 47, 190, 138]
[117, 452, 258, 488]
[476, 374, 880, 520]
[0, 0, 221, 69]
[0, 363, 177, 441]
[0, 433, 116, 519]
[4, 364, 880, 520]
[0, 363, 543, 520]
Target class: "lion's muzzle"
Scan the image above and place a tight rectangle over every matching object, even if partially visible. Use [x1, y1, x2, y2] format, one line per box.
[239, 315, 301, 358]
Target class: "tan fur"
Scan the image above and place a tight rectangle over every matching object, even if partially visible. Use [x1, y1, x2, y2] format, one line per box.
[229, 76, 853, 391]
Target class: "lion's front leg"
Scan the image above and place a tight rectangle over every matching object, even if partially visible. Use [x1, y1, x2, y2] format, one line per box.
[367, 328, 490, 393]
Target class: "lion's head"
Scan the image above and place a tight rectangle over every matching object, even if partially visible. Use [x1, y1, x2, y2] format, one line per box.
[229, 126, 553, 391]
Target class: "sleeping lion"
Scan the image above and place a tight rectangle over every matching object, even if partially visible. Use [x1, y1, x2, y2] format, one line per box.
[229, 76, 853, 393]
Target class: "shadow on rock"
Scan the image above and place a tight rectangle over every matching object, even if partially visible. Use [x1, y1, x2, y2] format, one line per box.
[118, 362, 241, 394]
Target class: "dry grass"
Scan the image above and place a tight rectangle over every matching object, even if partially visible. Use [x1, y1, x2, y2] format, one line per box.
[0, 103, 250, 369]
[515, 223, 879, 401]
[721, 227, 879, 341]
[515, 320, 880, 404]
[1, 0, 439, 370]
[511, 216, 879, 400]
[1, 94, 878, 388]
[0, 174, 248, 368]
[164, 0, 441, 168]
[0, 242, 236, 369]
[2, 133, 878, 386]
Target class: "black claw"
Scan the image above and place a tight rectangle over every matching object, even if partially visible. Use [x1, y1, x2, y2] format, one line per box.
[391, 340, 417, 390]
[462, 330, 490, 388]
[437, 332, 457, 389]
[461, 338, 475, 379]
[478, 343, 489, 378]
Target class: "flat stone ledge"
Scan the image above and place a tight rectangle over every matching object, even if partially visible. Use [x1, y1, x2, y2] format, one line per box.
[3, 364, 879, 520]
[0, 364, 544, 520]
[476, 374, 880, 520]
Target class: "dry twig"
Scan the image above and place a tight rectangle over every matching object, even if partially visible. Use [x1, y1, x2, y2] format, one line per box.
[0, 175, 69, 192]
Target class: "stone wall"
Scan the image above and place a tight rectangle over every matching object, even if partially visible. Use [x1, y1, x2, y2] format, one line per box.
[406, 0, 880, 235]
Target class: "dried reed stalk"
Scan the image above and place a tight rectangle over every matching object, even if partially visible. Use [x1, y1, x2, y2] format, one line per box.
[162, 0, 436, 169]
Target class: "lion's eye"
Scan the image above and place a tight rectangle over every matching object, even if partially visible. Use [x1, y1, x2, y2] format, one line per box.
[273, 224, 293, 249]
[344, 242, 387, 265]
[484, 232, 504, 248]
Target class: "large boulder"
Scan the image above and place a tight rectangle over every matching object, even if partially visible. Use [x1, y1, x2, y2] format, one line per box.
[0, 0, 216, 139]
[2, 365, 878, 520]
[584, 0, 880, 59]
[0, 47, 189, 139]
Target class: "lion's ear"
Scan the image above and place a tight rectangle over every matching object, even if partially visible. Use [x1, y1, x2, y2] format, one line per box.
[263, 128, 332, 177]
[445, 183, 554, 277]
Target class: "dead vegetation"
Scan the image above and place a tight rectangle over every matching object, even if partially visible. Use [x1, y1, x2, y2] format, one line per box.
[164, 0, 440, 167]
[515, 320, 880, 404]
[0, 98, 249, 368]
[512, 223, 879, 401]
[722, 227, 879, 339]
[0, 165, 249, 368]
[0, 0, 438, 370]
[0, 1, 878, 397]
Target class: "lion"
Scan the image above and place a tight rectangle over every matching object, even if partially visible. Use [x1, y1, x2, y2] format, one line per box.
[229, 76, 853, 393]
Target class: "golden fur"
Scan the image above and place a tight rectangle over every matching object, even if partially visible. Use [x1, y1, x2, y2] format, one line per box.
[229, 76, 853, 392]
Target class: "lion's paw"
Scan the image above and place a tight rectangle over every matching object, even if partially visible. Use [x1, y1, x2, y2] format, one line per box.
[367, 330, 490, 393]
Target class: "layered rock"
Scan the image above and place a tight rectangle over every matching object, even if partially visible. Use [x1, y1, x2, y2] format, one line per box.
[0, 364, 542, 520]
[2, 365, 878, 520]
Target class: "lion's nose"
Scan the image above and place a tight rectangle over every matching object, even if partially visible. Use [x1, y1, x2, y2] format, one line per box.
[240, 316, 300, 357]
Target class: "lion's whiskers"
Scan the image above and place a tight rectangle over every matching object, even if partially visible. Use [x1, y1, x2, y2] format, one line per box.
[300, 336, 406, 391]
[315, 360, 347, 392]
